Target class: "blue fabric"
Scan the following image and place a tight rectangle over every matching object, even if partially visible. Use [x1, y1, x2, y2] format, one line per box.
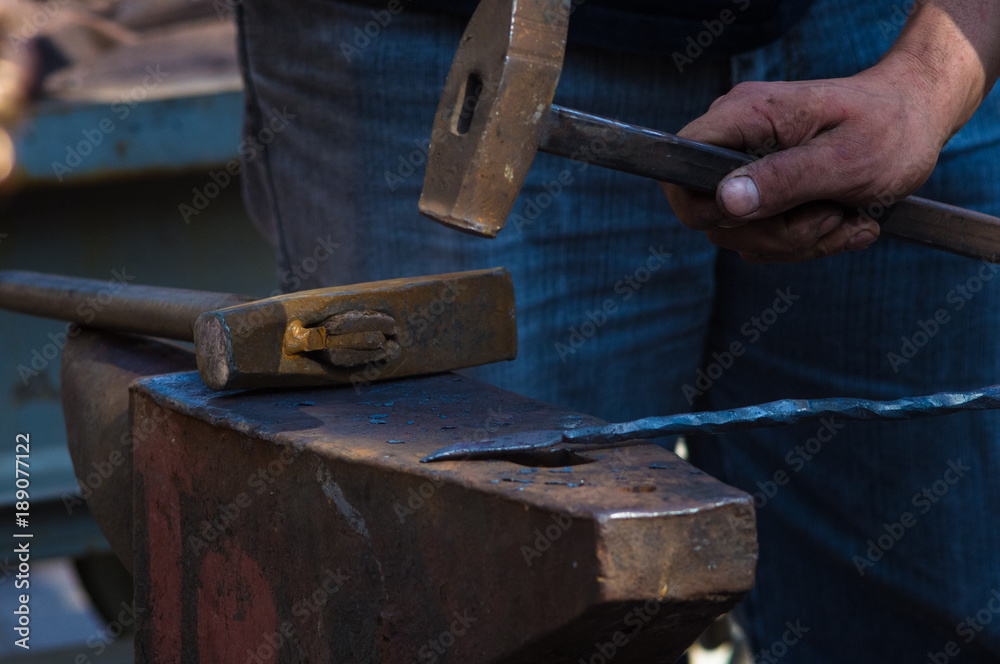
[401, 0, 817, 58]
[236, 0, 1000, 660]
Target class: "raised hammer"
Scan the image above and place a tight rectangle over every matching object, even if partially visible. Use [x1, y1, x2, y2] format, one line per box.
[419, 0, 1000, 263]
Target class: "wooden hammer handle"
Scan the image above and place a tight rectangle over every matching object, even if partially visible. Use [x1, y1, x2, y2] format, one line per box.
[540, 105, 1000, 263]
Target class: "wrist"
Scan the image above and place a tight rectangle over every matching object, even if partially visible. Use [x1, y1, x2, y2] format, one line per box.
[872, 1, 999, 142]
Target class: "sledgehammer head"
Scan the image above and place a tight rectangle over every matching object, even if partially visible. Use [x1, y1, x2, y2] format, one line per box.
[418, 0, 570, 238]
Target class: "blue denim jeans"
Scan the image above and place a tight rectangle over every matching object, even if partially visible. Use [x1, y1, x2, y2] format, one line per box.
[237, 0, 1000, 660]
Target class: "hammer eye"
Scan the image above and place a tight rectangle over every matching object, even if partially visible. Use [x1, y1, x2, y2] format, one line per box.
[453, 72, 484, 136]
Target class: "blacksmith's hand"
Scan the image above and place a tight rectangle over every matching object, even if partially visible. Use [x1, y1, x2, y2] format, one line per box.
[662, 0, 1000, 263]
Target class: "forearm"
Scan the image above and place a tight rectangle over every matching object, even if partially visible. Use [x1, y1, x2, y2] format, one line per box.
[876, 0, 1000, 141]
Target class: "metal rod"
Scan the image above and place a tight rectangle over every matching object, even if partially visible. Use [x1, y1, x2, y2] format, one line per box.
[423, 383, 1000, 462]
[565, 385, 1000, 447]
[0, 270, 255, 341]
[539, 105, 1000, 264]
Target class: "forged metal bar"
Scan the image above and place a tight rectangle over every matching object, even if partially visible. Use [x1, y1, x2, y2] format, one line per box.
[0, 269, 253, 340]
[422, 383, 1000, 462]
[539, 106, 1000, 263]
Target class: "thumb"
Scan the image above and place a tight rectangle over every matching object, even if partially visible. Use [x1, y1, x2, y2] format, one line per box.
[717, 142, 846, 221]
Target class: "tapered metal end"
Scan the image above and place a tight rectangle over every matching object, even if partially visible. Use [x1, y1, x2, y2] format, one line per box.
[420, 429, 566, 463]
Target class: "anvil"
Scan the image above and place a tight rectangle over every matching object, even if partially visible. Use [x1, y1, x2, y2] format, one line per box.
[61, 329, 757, 663]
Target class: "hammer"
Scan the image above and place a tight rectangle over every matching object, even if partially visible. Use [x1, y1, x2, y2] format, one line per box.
[419, 0, 1000, 263]
[0, 269, 516, 391]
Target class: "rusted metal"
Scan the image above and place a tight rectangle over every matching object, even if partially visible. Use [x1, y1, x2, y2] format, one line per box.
[0, 268, 517, 391]
[283, 310, 401, 368]
[418, 0, 569, 238]
[131, 370, 756, 663]
[193, 268, 517, 391]
[425, 383, 1000, 462]
[61, 328, 197, 574]
[418, 0, 1000, 263]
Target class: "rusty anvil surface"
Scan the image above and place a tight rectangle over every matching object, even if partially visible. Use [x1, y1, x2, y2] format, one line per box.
[128, 367, 757, 663]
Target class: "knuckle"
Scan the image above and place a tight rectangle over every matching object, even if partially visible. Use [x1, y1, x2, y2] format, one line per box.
[729, 80, 767, 99]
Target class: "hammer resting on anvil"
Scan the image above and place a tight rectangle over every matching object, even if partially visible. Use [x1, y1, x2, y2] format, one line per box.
[0, 268, 516, 391]
[419, 0, 1000, 263]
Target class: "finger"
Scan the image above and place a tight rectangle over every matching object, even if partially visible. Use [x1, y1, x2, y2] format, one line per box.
[677, 80, 828, 153]
[674, 82, 866, 222]
[704, 201, 845, 256]
[661, 183, 747, 230]
[806, 211, 880, 259]
[714, 131, 873, 221]
[727, 211, 880, 263]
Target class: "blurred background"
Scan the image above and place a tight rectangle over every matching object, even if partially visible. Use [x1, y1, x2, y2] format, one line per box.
[0, 1, 275, 660]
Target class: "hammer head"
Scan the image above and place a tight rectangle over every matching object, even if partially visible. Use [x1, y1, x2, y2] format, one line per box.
[418, 0, 570, 238]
